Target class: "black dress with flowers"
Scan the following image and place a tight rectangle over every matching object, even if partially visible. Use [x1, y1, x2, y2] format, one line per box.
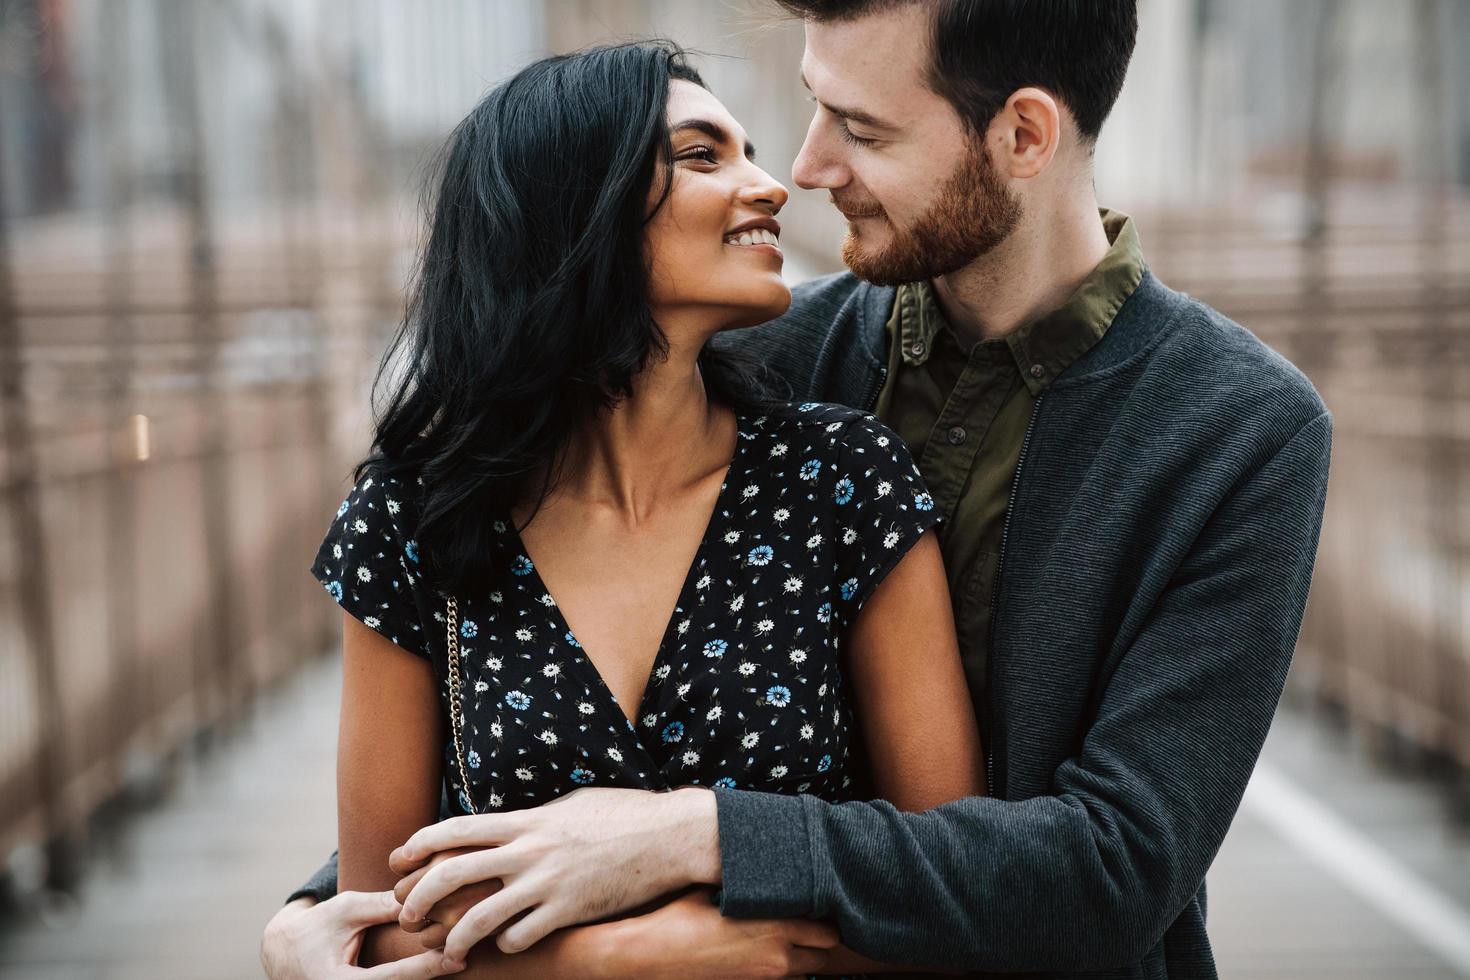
[310, 402, 942, 815]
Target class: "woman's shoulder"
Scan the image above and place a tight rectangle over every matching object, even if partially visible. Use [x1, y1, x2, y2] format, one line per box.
[749, 401, 905, 458]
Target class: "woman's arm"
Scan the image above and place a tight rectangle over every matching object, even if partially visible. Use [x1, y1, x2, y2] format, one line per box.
[813, 529, 986, 974]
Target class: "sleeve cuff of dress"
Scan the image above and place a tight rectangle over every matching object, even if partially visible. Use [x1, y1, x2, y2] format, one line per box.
[284, 851, 339, 906]
[713, 787, 816, 919]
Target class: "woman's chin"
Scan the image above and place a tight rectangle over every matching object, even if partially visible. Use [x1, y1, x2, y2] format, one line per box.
[721, 284, 792, 330]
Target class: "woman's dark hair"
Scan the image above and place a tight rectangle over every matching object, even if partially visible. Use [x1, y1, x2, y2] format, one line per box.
[776, 0, 1137, 143]
[354, 40, 782, 598]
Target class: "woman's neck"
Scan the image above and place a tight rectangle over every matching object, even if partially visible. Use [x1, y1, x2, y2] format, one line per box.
[533, 345, 736, 527]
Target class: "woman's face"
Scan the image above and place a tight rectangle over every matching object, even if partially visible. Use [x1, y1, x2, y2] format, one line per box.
[644, 80, 792, 338]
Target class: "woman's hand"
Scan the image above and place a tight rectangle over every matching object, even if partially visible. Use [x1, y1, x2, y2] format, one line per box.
[606, 887, 839, 979]
[388, 786, 720, 964]
[391, 847, 505, 950]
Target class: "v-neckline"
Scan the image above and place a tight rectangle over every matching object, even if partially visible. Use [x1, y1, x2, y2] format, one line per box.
[504, 413, 750, 734]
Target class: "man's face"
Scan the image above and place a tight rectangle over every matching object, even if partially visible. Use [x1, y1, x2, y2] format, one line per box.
[792, 4, 1022, 285]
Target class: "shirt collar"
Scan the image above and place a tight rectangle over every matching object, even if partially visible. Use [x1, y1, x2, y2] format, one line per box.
[892, 208, 1145, 393]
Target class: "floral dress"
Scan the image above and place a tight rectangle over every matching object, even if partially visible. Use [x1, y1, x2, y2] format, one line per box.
[310, 402, 942, 817]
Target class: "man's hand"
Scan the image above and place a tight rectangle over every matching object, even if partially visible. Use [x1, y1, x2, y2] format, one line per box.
[393, 847, 504, 950]
[260, 892, 464, 979]
[390, 786, 720, 964]
[609, 887, 839, 979]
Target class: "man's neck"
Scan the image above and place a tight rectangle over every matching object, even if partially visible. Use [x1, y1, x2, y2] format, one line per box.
[930, 197, 1111, 345]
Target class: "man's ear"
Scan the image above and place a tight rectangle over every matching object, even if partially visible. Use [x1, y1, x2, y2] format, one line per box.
[992, 86, 1062, 180]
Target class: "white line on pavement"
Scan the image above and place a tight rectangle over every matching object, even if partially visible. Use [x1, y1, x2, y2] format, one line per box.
[1242, 761, 1470, 976]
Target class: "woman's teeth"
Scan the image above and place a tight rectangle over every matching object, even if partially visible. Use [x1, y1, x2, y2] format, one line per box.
[724, 228, 780, 247]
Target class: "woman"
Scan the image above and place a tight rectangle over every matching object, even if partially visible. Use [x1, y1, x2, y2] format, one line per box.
[309, 41, 984, 974]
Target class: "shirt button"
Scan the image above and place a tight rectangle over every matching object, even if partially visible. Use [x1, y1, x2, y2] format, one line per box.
[909, 341, 927, 358]
[947, 425, 967, 445]
[1029, 363, 1045, 379]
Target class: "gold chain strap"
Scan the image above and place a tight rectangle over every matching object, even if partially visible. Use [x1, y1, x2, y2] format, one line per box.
[444, 594, 478, 814]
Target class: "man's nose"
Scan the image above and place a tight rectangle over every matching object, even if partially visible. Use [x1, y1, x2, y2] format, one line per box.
[792, 118, 840, 191]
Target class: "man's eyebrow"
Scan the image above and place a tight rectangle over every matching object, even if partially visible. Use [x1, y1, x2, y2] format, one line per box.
[798, 71, 894, 131]
[670, 118, 756, 159]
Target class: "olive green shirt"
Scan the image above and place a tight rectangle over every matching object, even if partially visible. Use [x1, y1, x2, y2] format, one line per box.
[873, 209, 1144, 703]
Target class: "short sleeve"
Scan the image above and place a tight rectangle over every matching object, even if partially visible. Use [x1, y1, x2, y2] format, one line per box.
[309, 468, 431, 661]
[830, 413, 942, 619]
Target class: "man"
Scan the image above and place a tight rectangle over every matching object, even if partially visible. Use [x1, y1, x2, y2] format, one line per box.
[264, 1, 1332, 977]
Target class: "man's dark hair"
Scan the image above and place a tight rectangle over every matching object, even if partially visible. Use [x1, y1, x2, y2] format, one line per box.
[777, 0, 1138, 143]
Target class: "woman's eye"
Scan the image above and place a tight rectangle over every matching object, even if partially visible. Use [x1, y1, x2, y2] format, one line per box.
[680, 147, 717, 163]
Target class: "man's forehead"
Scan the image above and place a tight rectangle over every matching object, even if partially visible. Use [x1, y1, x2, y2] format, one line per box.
[799, 11, 933, 121]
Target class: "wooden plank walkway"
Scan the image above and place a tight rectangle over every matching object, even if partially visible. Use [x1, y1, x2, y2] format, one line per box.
[2, 655, 1468, 979]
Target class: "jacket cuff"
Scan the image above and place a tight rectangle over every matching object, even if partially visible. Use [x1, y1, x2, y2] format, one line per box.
[713, 788, 815, 918]
[285, 851, 339, 905]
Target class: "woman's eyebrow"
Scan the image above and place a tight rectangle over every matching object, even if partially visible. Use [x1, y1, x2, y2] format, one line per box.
[671, 118, 757, 159]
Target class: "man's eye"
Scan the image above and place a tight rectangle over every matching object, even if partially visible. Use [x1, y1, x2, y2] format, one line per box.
[838, 123, 876, 147]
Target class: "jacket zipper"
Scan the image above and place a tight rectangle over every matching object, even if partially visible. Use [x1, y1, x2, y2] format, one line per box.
[860, 363, 888, 412]
[985, 392, 1042, 799]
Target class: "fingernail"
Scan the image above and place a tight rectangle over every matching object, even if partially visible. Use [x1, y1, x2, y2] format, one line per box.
[402, 909, 420, 923]
[440, 954, 462, 971]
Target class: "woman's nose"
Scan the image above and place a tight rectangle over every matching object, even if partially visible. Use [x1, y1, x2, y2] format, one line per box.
[741, 168, 789, 213]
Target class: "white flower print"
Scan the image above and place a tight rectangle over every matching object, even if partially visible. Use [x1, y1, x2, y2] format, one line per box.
[655, 664, 672, 680]
[385, 497, 401, 515]
[474, 680, 489, 694]
[818, 683, 828, 697]
[696, 574, 711, 590]
[539, 593, 556, 607]
[789, 648, 808, 666]
[800, 723, 815, 740]
[515, 627, 535, 642]
[742, 732, 761, 749]
[677, 618, 691, 635]
[876, 480, 893, 498]
[676, 681, 692, 699]
[515, 767, 535, 782]
[806, 533, 823, 549]
[486, 656, 502, 672]
[876, 435, 890, 447]
[536, 729, 557, 747]
[825, 422, 844, 433]
[641, 713, 658, 728]
[353, 518, 369, 534]
[541, 663, 561, 680]
[489, 590, 504, 603]
[783, 576, 803, 595]
[742, 485, 759, 500]
[488, 792, 504, 808]
[707, 705, 723, 722]
[363, 615, 381, 629]
[332, 543, 342, 559]
[724, 530, 741, 545]
[729, 593, 745, 612]
[773, 507, 790, 524]
[883, 530, 901, 549]
[738, 661, 756, 676]
[577, 700, 595, 715]
[490, 721, 503, 739]
[842, 528, 858, 546]
[362, 477, 374, 490]
[607, 746, 623, 762]
[356, 566, 371, 583]
[770, 442, 788, 458]
[755, 619, 774, 635]
[770, 764, 789, 779]
[682, 750, 700, 767]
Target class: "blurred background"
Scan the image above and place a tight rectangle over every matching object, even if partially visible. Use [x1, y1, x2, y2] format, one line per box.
[1, 0, 1469, 977]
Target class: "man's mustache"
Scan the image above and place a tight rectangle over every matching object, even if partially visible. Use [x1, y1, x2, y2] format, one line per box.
[829, 193, 885, 220]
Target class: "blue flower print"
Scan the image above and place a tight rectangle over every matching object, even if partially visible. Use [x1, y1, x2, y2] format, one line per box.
[840, 577, 860, 600]
[703, 639, 728, 658]
[404, 540, 420, 563]
[834, 477, 855, 505]
[798, 402, 820, 411]
[765, 685, 792, 707]
[467, 750, 481, 769]
[817, 754, 832, 772]
[325, 580, 343, 601]
[713, 776, 738, 789]
[565, 630, 581, 648]
[458, 789, 472, 812]
[914, 492, 935, 511]
[505, 690, 531, 711]
[511, 554, 534, 576]
[817, 601, 832, 623]
[336, 500, 350, 518]
[747, 545, 774, 566]
[571, 767, 594, 785]
[662, 721, 685, 743]
[460, 619, 478, 639]
[799, 459, 821, 481]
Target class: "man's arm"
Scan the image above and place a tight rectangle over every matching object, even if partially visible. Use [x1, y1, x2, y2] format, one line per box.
[716, 410, 1333, 973]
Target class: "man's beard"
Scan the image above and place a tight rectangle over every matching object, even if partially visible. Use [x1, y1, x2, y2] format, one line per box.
[839, 143, 1022, 286]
